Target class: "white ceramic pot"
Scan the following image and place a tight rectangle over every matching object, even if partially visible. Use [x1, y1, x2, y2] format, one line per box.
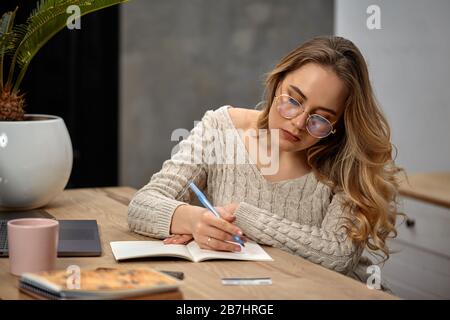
[0, 114, 73, 210]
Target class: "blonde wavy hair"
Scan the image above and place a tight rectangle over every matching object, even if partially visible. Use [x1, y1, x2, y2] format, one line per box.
[257, 35, 405, 261]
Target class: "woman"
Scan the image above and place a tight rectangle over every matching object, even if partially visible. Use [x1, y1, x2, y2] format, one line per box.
[128, 36, 404, 288]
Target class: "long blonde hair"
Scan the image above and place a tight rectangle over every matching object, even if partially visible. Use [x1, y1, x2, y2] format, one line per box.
[257, 36, 405, 261]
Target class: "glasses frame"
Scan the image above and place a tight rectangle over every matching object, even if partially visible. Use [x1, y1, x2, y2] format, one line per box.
[274, 94, 337, 139]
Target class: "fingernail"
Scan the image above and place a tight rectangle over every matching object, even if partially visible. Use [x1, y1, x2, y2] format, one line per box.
[234, 246, 241, 252]
[173, 239, 177, 243]
[237, 230, 243, 236]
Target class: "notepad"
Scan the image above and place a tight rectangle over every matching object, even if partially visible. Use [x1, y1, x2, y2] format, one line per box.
[110, 240, 273, 263]
[19, 267, 181, 300]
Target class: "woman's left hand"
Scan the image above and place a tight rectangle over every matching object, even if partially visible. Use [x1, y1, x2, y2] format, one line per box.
[163, 234, 193, 245]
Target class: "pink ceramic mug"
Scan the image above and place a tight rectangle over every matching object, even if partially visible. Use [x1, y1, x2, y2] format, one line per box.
[7, 218, 59, 276]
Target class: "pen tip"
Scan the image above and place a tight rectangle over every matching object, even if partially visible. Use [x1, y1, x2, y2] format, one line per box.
[234, 235, 245, 247]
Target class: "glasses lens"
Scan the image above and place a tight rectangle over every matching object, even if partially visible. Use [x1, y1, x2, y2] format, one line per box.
[307, 114, 333, 138]
[276, 95, 301, 119]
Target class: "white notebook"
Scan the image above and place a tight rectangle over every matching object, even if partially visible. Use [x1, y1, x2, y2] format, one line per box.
[110, 240, 273, 263]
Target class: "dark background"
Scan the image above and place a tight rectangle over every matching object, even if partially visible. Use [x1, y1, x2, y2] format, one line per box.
[0, 1, 119, 188]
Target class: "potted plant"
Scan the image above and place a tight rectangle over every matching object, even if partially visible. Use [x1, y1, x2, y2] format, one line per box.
[0, 0, 128, 210]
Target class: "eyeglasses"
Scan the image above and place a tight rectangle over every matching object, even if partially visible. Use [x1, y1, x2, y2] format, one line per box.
[274, 94, 336, 139]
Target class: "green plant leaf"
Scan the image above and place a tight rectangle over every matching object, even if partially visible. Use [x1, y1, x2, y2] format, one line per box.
[0, 30, 18, 56]
[0, 10, 16, 38]
[0, 9, 20, 90]
[10, 0, 128, 93]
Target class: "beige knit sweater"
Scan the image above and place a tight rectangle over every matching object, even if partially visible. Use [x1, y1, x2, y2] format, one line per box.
[128, 105, 369, 280]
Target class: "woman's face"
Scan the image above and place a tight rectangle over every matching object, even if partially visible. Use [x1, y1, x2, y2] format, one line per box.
[268, 63, 348, 153]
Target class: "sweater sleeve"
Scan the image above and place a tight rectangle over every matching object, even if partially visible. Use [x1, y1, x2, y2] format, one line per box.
[234, 192, 362, 274]
[127, 109, 218, 239]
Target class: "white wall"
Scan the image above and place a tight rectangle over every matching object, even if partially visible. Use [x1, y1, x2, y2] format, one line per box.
[335, 0, 450, 173]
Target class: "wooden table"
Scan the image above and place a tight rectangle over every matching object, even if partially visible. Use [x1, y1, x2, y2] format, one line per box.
[398, 172, 450, 208]
[0, 187, 395, 300]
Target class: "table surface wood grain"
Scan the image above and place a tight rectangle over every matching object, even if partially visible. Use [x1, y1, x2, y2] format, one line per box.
[398, 171, 450, 208]
[0, 187, 396, 300]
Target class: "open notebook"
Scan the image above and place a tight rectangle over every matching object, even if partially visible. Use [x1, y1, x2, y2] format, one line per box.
[110, 240, 273, 262]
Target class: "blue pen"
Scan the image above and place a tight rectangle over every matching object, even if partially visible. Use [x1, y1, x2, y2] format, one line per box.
[188, 182, 245, 247]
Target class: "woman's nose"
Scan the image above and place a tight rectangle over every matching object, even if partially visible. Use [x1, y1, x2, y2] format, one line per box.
[291, 111, 308, 129]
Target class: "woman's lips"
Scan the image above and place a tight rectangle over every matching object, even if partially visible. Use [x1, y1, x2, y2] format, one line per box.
[280, 129, 300, 142]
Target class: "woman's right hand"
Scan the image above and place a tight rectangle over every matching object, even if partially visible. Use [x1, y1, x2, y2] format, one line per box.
[189, 207, 244, 252]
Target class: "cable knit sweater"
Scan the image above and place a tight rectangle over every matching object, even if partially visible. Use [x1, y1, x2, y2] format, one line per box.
[128, 105, 368, 280]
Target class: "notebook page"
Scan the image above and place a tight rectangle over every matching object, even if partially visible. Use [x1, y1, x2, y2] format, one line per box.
[186, 241, 273, 262]
[110, 241, 193, 261]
